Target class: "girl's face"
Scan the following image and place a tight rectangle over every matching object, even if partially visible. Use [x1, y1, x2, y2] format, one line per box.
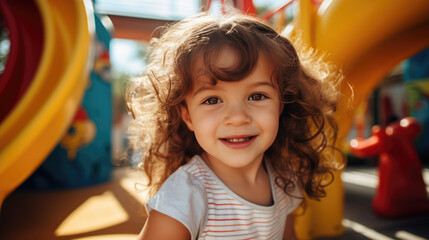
[181, 48, 282, 173]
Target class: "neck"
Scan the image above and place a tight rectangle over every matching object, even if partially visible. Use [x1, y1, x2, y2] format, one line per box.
[201, 152, 266, 187]
[201, 153, 273, 206]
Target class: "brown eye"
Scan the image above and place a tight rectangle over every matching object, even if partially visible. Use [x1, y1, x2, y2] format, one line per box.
[248, 93, 267, 101]
[203, 97, 221, 105]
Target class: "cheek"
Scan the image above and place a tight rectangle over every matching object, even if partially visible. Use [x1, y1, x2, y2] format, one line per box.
[190, 110, 219, 137]
[258, 107, 281, 135]
[191, 114, 220, 153]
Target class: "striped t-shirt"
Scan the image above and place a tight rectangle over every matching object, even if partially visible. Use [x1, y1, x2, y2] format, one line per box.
[146, 155, 302, 239]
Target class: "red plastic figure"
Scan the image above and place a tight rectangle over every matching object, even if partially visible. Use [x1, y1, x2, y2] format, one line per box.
[350, 117, 429, 217]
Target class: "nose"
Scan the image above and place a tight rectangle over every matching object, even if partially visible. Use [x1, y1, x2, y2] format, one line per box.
[223, 102, 251, 126]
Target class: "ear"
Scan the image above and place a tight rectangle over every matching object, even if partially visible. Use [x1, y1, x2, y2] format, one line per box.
[180, 105, 194, 131]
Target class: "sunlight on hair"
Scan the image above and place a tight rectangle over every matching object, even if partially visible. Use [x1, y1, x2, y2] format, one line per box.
[55, 191, 129, 236]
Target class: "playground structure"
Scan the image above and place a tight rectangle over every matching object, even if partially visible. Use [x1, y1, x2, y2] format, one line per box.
[0, 0, 94, 208]
[284, 0, 429, 239]
[0, 0, 429, 239]
[350, 117, 429, 217]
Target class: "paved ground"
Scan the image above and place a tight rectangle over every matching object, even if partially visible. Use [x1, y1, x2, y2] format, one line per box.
[1, 163, 428, 240]
[321, 164, 429, 240]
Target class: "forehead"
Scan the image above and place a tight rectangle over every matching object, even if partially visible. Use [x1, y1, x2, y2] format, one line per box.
[213, 46, 239, 68]
[190, 50, 275, 91]
[191, 47, 274, 84]
[191, 46, 234, 79]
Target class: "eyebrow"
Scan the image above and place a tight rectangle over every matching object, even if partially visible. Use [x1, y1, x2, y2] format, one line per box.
[193, 80, 275, 97]
[251, 81, 275, 89]
[193, 83, 215, 97]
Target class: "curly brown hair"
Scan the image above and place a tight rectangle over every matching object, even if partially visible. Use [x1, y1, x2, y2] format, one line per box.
[126, 12, 343, 200]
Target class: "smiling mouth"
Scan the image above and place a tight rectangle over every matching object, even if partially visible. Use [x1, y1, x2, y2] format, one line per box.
[221, 136, 255, 143]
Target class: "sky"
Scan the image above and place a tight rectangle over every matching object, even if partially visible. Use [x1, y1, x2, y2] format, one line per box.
[95, 0, 200, 20]
[96, 0, 280, 20]
[110, 39, 146, 76]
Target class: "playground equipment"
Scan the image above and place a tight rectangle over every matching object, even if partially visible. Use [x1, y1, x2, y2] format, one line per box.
[21, 12, 113, 190]
[0, 0, 44, 123]
[350, 117, 429, 217]
[0, 0, 94, 207]
[283, 0, 429, 239]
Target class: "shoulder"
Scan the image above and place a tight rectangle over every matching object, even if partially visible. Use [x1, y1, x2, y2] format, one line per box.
[138, 210, 191, 240]
[154, 156, 207, 197]
[147, 157, 208, 211]
[146, 156, 208, 239]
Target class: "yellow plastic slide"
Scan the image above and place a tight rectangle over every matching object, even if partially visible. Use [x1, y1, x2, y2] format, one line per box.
[0, 0, 94, 207]
[286, 0, 429, 239]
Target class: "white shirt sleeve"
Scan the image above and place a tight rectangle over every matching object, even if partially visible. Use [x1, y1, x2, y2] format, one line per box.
[146, 168, 208, 239]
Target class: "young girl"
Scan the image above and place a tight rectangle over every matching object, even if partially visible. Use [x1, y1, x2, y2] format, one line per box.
[126, 12, 341, 240]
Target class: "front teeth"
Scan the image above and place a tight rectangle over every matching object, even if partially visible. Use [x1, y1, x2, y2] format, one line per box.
[226, 137, 250, 143]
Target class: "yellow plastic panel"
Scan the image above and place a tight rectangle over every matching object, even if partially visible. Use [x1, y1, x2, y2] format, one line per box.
[286, 0, 429, 239]
[315, 0, 429, 71]
[0, 0, 94, 207]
